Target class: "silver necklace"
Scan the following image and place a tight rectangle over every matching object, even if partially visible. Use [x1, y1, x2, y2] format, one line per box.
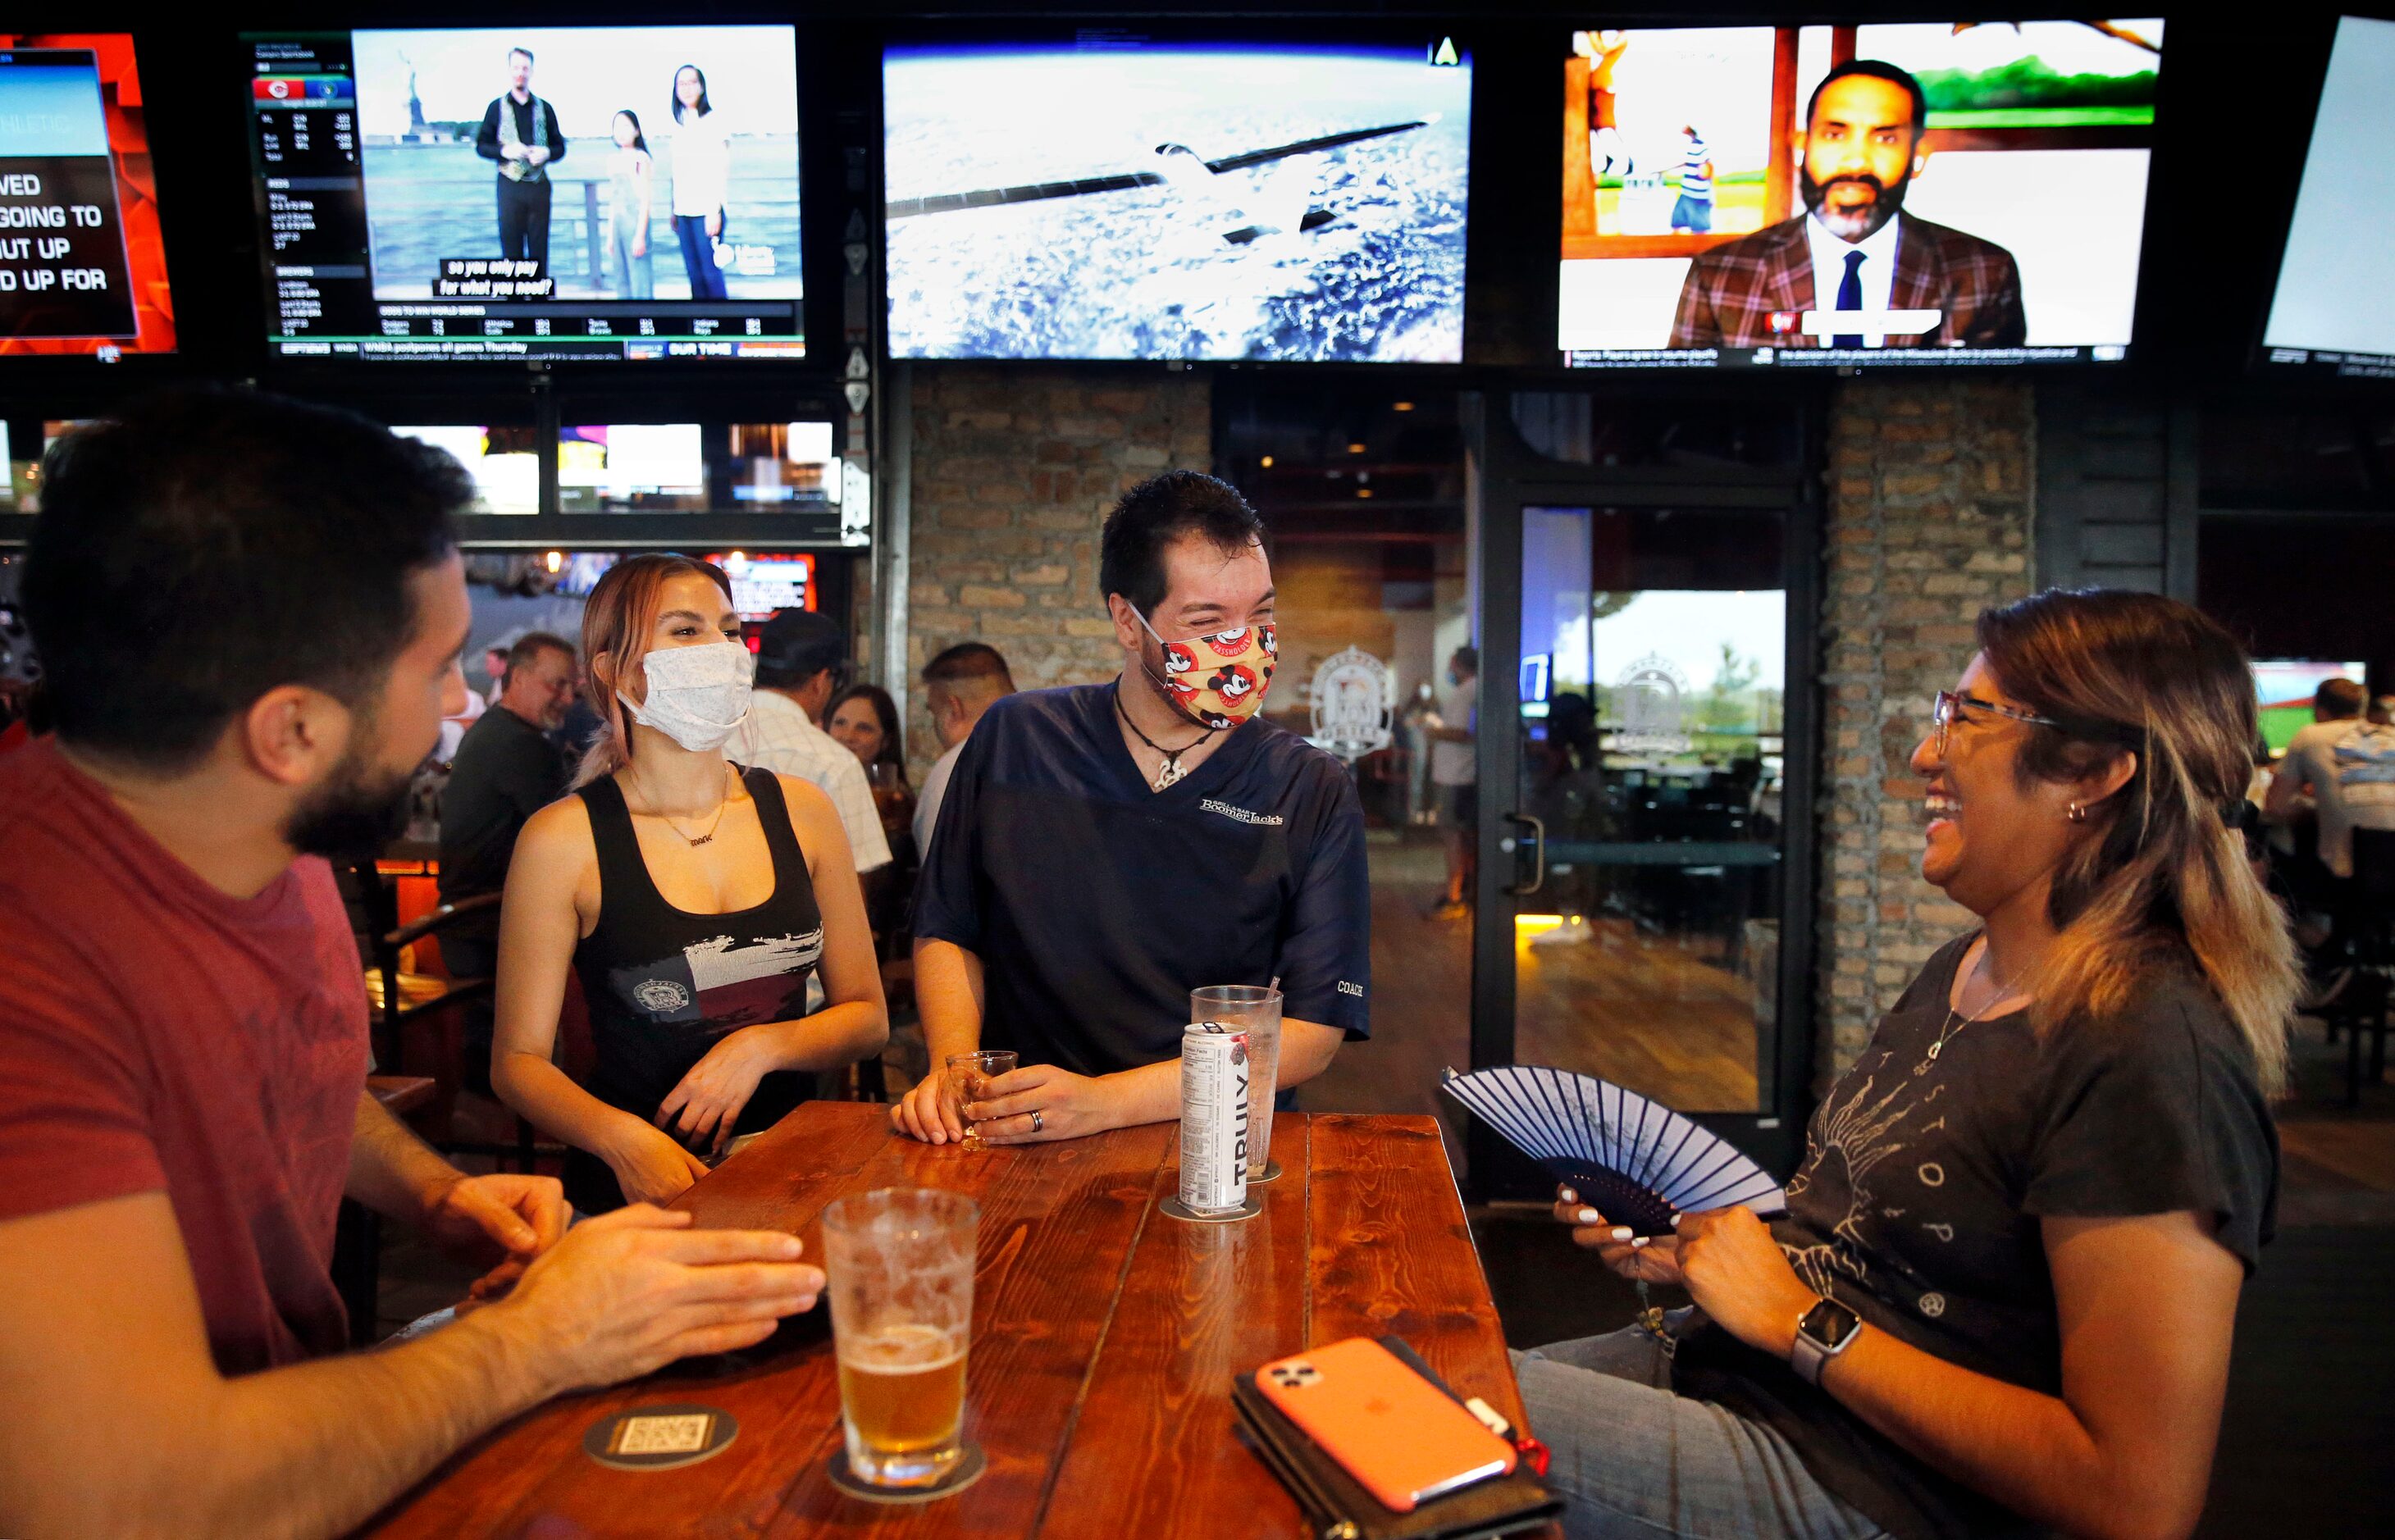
[1929, 950, 2023, 1061]
[1116, 691, 1216, 791]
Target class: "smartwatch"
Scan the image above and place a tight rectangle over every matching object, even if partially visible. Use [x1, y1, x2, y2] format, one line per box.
[1791, 1297, 1862, 1387]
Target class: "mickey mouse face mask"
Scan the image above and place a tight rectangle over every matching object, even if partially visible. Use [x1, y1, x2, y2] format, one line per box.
[1133, 605, 1277, 731]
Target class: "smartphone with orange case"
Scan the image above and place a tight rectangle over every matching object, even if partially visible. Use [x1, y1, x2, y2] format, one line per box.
[1252, 1337, 1518, 1513]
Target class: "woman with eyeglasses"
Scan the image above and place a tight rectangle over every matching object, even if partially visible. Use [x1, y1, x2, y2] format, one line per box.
[1519, 589, 2294, 1540]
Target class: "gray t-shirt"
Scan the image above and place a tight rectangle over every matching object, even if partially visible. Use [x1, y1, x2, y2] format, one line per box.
[1672, 935, 2278, 1539]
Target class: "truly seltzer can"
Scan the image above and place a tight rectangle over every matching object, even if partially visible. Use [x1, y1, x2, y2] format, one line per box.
[1179, 1022, 1251, 1214]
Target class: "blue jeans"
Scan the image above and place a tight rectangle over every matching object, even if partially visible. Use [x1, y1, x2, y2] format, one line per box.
[675, 213, 728, 300]
[1513, 1319, 1890, 1540]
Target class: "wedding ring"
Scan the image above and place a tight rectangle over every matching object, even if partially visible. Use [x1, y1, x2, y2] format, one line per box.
[1030, 1109, 1045, 1134]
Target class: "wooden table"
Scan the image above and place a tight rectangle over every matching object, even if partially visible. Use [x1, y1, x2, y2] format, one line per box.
[363, 1103, 1545, 1538]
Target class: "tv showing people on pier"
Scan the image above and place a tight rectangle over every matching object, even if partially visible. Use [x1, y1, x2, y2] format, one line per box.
[244, 25, 803, 363]
[1558, 19, 2161, 370]
[884, 30, 1472, 363]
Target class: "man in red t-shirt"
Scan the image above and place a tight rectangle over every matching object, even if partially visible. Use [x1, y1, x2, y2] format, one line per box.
[0, 392, 825, 1538]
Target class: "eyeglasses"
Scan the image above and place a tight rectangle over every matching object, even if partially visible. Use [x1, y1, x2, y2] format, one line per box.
[1929, 690, 2062, 758]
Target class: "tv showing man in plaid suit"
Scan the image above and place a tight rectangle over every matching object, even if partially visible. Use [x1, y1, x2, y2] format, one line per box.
[1671, 60, 2024, 350]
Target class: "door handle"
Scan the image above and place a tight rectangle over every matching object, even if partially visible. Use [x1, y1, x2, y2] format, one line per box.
[1503, 813, 1546, 896]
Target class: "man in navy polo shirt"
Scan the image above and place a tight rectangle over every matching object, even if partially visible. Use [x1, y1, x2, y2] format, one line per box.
[893, 471, 1369, 1144]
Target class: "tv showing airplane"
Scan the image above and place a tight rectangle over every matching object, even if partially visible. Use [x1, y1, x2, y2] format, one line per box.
[884, 35, 1471, 363]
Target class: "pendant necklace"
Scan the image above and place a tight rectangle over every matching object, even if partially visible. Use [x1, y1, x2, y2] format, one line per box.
[1116, 691, 1216, 791]
[1928, 949, 2023, 1061]
[635, 764, 735, 846]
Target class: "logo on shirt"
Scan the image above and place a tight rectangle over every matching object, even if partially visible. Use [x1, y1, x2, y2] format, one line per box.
[1199, 797, 1284, 827]
[1338, 980, 1364, 998]
[633, 978, 692, 1013]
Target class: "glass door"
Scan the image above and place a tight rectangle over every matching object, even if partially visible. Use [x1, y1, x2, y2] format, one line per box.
[1464, 393, 1820, 1195]
[1512, 507, 1787, 1113]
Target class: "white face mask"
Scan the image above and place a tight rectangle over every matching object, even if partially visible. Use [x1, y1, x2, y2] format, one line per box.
[617, 640, 754, 754]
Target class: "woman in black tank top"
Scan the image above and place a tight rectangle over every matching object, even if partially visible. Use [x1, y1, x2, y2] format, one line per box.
[491, 557, 886, 1212]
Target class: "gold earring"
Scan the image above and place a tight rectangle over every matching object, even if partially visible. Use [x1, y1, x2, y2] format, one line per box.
[2066, 800, 2087, 824]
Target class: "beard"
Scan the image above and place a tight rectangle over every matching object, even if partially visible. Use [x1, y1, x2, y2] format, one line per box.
[282, 736, 420, 858]
[1800, 166, 1909, 241]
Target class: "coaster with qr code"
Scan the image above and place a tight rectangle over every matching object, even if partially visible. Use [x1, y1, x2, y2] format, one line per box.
[582, 1404, 739, 1470]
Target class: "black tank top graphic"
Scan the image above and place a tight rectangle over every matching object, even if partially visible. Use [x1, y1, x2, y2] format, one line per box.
[568, 766, 822, 1211]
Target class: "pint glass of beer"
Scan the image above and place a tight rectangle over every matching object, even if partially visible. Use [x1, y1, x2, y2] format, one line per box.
[822, 1187, 978, 1487]
[1192, 986, 1282, 1174]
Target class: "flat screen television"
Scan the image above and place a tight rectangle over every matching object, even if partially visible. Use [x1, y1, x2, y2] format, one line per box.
[1558, 20, 2160, 369]
[391, 425, 541, 513]
[244, 25, 804, 364]
[0, 34, 172, 358]
[2259, 16, 2395, 379]
[710, 551, 814, 621]
[884, 30, 1471, 362]
[2255, 659, 2369, 756]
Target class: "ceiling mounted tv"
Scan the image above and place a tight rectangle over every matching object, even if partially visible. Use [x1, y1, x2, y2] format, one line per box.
[884, 30, 1471, 363]
[1558, 19, 2161, 370]
[2259, 16, 2395, 380]
[244, 25, 803, 364]
[0, 34, 173, 359]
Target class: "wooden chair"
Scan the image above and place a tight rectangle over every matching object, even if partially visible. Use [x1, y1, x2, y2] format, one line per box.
[336, 859, 546, 1171]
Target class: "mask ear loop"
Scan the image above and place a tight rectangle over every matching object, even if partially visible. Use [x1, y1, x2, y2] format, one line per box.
[1127, 602, 1220, 734]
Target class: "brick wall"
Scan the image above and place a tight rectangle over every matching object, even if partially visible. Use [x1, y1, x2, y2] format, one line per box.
[1815, 380, 2037, 1082]
[901, 365, 1213, 783]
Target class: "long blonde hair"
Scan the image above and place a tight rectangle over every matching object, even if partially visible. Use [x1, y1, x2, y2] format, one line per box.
[1976, 590, 2297, 1093]
[572, 554, 735, 789]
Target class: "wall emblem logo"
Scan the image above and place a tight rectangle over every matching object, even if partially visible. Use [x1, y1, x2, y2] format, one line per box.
[1306, 646, 1394, 763]
[1611, 652, 1691, 755]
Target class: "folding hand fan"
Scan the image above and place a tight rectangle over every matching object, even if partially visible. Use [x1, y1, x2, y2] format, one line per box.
[1439, 1066, 1787, 1237]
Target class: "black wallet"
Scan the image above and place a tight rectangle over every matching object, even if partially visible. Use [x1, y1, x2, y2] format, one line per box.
[1230, 1337, 1563, 1540]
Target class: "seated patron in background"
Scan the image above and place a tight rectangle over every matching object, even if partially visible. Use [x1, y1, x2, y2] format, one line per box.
[438, 628, 578, 1090]
[2265, 677, 2395, 888]
[914, 640, 1015, 854]
[827, 681, 918, 945]
[493, 556, 886, 1211]
[1672, 60, 2026, 351]
[1519, 590, 2289, 1540]
[0, 395, 823, 1540]
[893, 471, 1368, 1146]
[729, 608, 893, 882]
[828, 681, 915, 847]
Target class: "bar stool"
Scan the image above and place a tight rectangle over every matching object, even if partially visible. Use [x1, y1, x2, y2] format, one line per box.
[2326, 828, 2395, 1105]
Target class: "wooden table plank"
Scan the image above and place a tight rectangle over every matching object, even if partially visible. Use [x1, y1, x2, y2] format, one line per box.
[358, 1105, 1536, 1539]
[1307, 1114, 1533, 1431]
[362, 1103, 890, 1540]
[755, 1118, 1172, 1538]
[1038, 1116, 1316, 1540]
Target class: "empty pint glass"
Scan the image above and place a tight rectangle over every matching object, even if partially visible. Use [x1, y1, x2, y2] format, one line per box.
[1192, 986, 1282, 1177]
[943, 1050, 1017, 1147]
[822, 1187, 978, 1488]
